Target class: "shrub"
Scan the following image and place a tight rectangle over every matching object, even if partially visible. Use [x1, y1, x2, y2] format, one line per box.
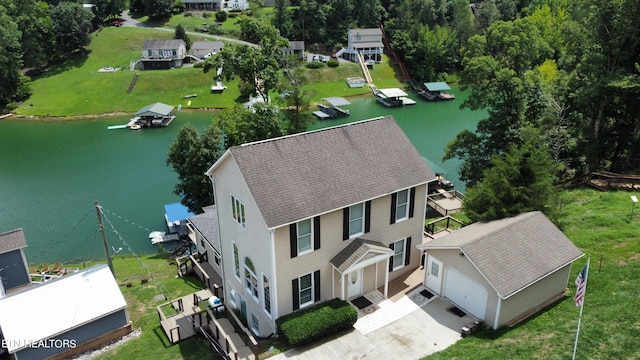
[228, 12, 238, 18]
[202, 11, 211, 18]
[276, 298, 357, 347]
[172, 0, 185, 14]
[305, 62, 325, 69]
[193, 62, 204, 68]
[327, 59, 339, 68]
[184, 11, 192, 17]
[215, 10, 227, 22]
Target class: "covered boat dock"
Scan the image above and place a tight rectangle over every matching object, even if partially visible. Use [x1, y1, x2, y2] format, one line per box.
[314, 97, 351, 118]
[128, 102, 176, 128]
[373, 87, 416, 107]
[421, 82, 455, 101]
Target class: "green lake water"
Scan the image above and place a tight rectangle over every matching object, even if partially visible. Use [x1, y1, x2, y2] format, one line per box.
[0, 88, 485, 264]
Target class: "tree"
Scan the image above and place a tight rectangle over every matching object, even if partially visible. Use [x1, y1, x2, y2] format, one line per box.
[214, 104, 283, 149]
[279, 56, 314, 134]
[204, 22, 287, 102]
[142, 0, 172, 19]
[0, 5, 27, 107]
[5, 0, 53, 68]
[50, 2, 94, 55]
[174, 24, 191, 51]
[93, 0, 126, 22]
[462, 129, 558, 222]
[166, 124, 224, 213]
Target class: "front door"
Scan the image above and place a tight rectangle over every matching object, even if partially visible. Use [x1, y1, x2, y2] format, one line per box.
[426, 256, 443, 294]
[347, 268, 363, 299]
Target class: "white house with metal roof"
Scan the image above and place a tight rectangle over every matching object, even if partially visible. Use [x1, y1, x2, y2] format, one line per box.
[418, 211, 584, 329]
[205, 116, 436, 337]
[0, 264, 131, 360]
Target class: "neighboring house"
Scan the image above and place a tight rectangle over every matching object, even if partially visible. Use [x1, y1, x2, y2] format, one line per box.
[222, 0, 248, 9]
[140, 39, 187, 70]
[282, 41, 305, 60]
[417, 211, 584, 329]
[340, 28, 384, 64]
[188, 205, 223, 282]
[0, 229, 31, 297]
[192, 41, 224, 59]
[182, 0, 220, 10]
[205, 116, 436, 337]
[0, 264, 131, 360]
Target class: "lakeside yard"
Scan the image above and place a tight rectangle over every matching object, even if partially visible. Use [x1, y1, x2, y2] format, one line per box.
[37, 189, 640, 359]
[15, 26, 395, 118]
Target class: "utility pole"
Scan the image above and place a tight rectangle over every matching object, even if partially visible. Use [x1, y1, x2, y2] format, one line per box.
[95, 201, 114, 276]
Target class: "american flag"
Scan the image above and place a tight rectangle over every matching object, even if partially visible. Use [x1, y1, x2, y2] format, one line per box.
[574, 264, 588, 307]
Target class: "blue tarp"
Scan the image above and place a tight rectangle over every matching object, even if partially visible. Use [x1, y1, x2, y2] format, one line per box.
[164, 202, 195, 223]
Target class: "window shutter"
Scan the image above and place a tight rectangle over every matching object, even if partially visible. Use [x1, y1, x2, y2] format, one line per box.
[390, 192, 397, 224]
[388, 243, 394, 272]
[313, 270, 320, 302]
[408, 187, 416, 218]
[292, 278, 299, 311]
[313, 216, 321, 250]
[364, 201, 371, 233]
[290, 224, 297, 258]
[405, 237, 412, 266]
[342, 207, 349, 240]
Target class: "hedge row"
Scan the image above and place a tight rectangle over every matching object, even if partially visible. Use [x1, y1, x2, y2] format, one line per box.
[276, 298, 357, 347]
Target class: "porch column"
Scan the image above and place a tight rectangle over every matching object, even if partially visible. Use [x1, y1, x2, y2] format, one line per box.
[374, 262, 379, 290]
[331, 268, 335, 299]
[341, 273, 345, 300]
[384, 257, 389, 299]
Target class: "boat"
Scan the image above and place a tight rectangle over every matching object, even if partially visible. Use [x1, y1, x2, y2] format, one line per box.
[149, 231, 165, 239]
[374, 88, 414, 107]
[129, 124, 141, 130]
[421, 82, 455, 101]
[314, 97, 351, 119]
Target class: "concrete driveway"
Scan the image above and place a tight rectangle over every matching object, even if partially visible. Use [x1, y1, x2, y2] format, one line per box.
[269, 286, 473, 360]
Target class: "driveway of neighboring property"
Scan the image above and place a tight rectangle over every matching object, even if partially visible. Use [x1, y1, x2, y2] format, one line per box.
[269, 285, 472, 360]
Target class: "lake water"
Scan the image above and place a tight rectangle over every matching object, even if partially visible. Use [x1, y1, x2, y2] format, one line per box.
[0, 89, 485, 264]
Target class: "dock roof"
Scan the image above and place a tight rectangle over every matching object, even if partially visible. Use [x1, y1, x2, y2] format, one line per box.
[424, 82, 451, 92]
[165, 202, 195, 223]
[210, 116, 435, 228]
[0, 264, 127, 353]
[135, 102, 174, 117]
[322, 97, 351, 107]
[378, 88, 408, 98]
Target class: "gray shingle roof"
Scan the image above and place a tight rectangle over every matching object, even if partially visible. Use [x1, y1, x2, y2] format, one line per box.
[142, 39, 185, 50]
[0, 228, 27, 254]
[419, 211, 584, 298]
[192, 41, 223, 51]
[330, 238, 393, 273]
[227, 116, 435, 228]
[349, 28, 382, 36]
[188, 205, 220, 252]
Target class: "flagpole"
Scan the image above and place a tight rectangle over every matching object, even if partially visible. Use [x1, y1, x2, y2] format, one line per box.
[572, 257, 590, 360]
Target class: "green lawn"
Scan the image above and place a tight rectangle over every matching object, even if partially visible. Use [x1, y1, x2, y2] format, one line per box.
[425, 188, 640, 360]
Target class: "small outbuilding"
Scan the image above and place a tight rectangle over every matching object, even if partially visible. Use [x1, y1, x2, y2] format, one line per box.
[0, 264, 131, 360]
[417, 211, 584, 329]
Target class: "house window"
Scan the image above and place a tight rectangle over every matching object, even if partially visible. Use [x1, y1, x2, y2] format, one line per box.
[231, 195, 246, 228]
[233, 243, 240, 278]
[349, 203, 364, 237]
[297, 219, 312, 254]
[395, 189, 409, 222]
[389, 237, 412, 272]
[251, 314, 259, 335]
[245, 257, 259, 301]
[200, 239, 205, 248]
[214, 253, 221, 267]
[299, 273, 313, 307]
[263, 274, 271, 315]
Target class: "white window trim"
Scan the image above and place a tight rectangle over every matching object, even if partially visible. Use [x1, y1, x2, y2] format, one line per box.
[245, 266, 259, 302]
[232, 242, 240, 280]
[392, 238, 406, 271]
[251, 314, 259, 336]
[299, 273, 314, 309]
[349, 203, 365, 238]
[231, 194, 246, 228]
[395, 189, 410, 222]
[297, 219, 314, 256]
[262, 273, 271, 317]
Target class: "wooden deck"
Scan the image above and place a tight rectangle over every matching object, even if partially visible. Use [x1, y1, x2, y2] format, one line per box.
[427, 189, 464, 216]
[158, 288, 213, 344]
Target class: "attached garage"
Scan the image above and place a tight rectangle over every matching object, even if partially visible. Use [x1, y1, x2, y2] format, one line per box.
[443, 267, 488, 319]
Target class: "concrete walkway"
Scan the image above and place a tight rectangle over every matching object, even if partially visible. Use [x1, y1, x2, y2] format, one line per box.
[269, 285, 473, 360]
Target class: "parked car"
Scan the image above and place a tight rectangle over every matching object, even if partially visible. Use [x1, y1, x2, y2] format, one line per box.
[108, 20, 123, 27]
[319, 55, 328, 63]
[311, 55, 319, 62]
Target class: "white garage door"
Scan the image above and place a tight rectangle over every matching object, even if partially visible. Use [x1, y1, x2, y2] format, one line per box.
[443, 267, 488, 319]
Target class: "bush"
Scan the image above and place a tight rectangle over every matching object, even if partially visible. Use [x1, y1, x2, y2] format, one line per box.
[215, 10, 227, 22]
[228, 12, 238, 18]
[184, 11, 192, 17]
[327, 59, 339, 68]
[276, 298, 357, 347]
[305, 62, 325, 69]
[172, 0, 185, 14]
[193, 62, 204, 68]
[202, 11, 211, 18]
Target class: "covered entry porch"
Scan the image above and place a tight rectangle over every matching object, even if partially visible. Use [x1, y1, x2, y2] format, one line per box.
[329, 238, 394, 301]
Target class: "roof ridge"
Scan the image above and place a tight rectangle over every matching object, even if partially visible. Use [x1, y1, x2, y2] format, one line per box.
[235, 116, 390, 149]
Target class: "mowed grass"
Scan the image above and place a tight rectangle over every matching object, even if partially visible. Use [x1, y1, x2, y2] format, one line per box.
[17, 26, 404, 117]
[425, 188, 640, 360]
[67, 253, 213, 359]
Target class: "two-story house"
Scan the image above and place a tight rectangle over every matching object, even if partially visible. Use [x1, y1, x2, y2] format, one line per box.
[140, 39, 187, 70]
[340, 28, 384, 64]
[205, 116, 436, 337]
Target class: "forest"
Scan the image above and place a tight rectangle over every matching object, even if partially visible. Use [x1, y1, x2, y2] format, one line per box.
[2, 0, 640, 217]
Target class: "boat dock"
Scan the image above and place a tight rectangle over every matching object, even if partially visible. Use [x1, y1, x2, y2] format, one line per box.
[371, 86, 416, 107]
[314, 97, 351, 119]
